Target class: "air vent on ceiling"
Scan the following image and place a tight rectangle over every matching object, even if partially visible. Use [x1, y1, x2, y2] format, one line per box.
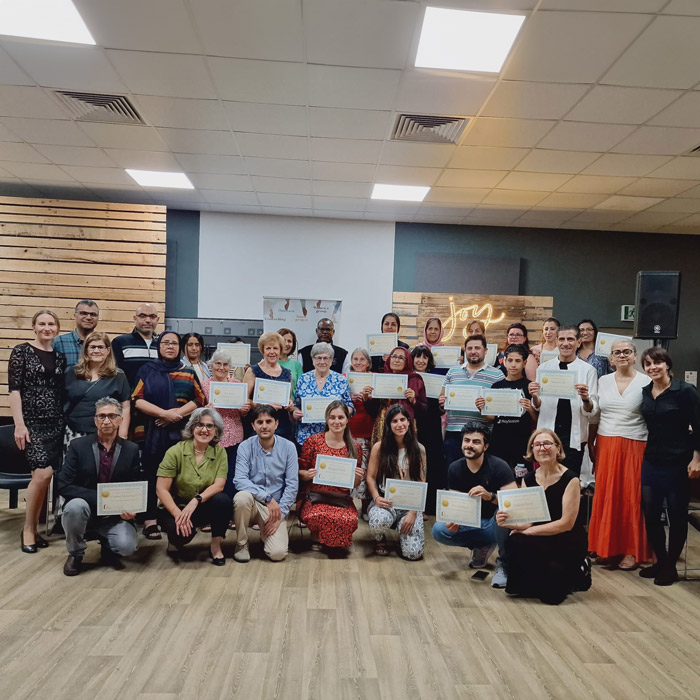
[54, 91, 145, 125]
[391, 113, 469, 144]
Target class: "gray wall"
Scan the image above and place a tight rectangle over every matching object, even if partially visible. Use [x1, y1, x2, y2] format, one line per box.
[165, 209, 200, 318]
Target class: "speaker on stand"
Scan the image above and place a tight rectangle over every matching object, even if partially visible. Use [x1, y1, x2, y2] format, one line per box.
[634, 271, 680, 349]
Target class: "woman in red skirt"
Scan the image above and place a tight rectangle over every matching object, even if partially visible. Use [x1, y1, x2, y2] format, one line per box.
[298, 400, 364, 552]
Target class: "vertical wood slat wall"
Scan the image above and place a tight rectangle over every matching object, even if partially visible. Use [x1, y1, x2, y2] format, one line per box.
[0, 196, 167, 418]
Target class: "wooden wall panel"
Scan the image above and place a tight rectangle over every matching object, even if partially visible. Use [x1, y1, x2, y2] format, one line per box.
[0, 197, 166, 417]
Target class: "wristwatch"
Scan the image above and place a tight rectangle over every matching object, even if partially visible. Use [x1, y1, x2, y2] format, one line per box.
[265, 494, 272, 504]
[490, 492, 497, 502]
[194, 494, 203, 504]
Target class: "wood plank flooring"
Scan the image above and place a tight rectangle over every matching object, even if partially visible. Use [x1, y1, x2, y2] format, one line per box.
[1, 493, 699, 700]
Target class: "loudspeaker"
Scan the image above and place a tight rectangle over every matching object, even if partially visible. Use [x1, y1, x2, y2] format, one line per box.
[634, 271, 680, 339]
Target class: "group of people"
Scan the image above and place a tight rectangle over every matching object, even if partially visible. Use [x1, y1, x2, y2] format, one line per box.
[8, 301, 700, 604]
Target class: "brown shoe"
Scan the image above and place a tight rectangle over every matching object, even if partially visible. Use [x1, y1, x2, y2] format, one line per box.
[63, 555, 82, 576]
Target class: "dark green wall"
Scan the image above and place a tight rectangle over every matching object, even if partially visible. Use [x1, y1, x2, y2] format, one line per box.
[165, 209, 200, 318]
[394, 222, 700, 373]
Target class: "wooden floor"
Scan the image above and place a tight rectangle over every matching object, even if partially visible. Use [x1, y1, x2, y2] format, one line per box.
[1, 493, 699, 700]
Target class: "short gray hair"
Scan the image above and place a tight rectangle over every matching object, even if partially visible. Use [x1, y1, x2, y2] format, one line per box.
[350, 347, 371, 366]
[311, 342, 334, 360]
[95, 397, 122, 415]
[181, 407, 224, 444]
[610, 338, 637, 353]
[207, 350, 232, 369]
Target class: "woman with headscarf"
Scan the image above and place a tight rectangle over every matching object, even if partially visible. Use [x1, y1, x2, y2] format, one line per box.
[371, 312, 410, 372]
[132, 331, 206, 540]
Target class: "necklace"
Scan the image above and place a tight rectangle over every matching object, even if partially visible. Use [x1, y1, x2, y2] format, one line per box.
[194, 447, 207, 454]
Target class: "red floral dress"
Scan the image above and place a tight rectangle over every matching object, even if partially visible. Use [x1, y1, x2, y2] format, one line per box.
[298, 432, 364, 547]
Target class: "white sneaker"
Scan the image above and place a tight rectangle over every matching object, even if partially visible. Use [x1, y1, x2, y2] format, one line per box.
[491, 566, 507, 589]
[233, 544, 250, 563]
[469, 544, 496, 568]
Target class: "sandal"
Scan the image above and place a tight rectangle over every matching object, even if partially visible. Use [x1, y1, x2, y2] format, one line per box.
[227, 521, 236, 531]
[143, 524, 162, 540]
[310, 541, 323, 552]
[374, 537, 389, 557]
[201, 525, 212, 533]
[619, 556, 637, 571]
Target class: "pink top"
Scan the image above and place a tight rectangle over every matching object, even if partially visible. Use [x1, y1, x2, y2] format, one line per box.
[201, 377, 245, 448]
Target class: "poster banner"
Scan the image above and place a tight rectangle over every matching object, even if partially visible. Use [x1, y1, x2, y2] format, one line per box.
[263, 297, 343, 351]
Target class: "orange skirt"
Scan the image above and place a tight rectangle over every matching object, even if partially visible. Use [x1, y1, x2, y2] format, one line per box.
[588, 435, 652, 562]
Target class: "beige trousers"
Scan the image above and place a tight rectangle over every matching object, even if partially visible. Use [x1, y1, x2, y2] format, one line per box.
[233, 491, 289, 561]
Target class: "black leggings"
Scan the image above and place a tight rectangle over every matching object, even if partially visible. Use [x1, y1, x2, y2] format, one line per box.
[157, 492, 232, 548]
[641, 459, 689, 567]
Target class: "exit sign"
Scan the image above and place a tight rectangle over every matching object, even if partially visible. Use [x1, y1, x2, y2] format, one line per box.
[621, 304, 635, 322]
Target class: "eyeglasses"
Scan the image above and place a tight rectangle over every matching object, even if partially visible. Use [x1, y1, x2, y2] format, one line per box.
[390, 354, 406, 361]
[314, 356, 331, 362]
[136, 313, 158, 320]
[88, 345, 107, 351]
[160, 341, 179, 347]
[611, 349, 633, 357]
[96, 413, 121, 422]
[533, 441, 555, 449]
[212, 361, 230, 368]
[196, 423, 216, 431]
[507, 332, 525, 338]
[77, 311, 99, 318]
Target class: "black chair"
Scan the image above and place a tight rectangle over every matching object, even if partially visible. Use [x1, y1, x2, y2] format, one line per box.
[0, 424, 32, 508]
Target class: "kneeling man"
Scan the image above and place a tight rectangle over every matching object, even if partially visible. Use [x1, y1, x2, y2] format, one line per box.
[233, 405, 299, 562]
[432, 422, 516, 588]
[58, 397, 141, 575]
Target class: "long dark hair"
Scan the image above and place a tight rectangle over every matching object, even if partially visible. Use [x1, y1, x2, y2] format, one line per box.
[376, 404, 423, 485]
[323, 400, 358, 460]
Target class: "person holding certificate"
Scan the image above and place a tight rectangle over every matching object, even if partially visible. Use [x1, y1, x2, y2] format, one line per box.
[366, 405, 427, 559]
[370, 312, 410, 372]
[180, 332, 210, 383]
[298, 401, 364, 551]
[494, 324, 537, 381]
[432, 423, 516, 588]
[278, 328, 303, 395]
[528, 324, 599, 476]
[156, 408, 231, 565]
[577, 319, 611, 378]
[244, 332, 295, 441]
[497, 429, 590, 605]
[58, 398, 140, 576]
[293, 342, 353, 446]
[638, 347, 700, 586]
[530, 317, 560, 365]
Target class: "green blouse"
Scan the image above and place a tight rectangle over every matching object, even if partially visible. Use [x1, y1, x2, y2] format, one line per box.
[279, 358, 302, 398]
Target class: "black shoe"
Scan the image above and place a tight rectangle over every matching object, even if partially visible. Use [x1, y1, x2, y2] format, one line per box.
[209, 549, 226, 566]
[573, 556, 592, 592]
[20, 531, 37, 554]
[34, 533, 49, 549]
[639, 563, 663, 579]
[654, 565, 679, 586]
[100, 544, 125, 570]
[63, 555, 82, 576]
[50, 518, 65, 536]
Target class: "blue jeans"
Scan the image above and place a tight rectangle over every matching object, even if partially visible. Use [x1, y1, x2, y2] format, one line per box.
[432, 515, 508, 565]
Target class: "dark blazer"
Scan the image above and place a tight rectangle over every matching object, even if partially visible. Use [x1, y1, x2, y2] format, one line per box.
[299, 343, 348, 374]
[58, 434, 141, 515]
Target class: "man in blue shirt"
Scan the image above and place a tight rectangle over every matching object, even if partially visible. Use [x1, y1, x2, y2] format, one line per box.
[53, 299, 100, 367]
[233, 405, 299, 562]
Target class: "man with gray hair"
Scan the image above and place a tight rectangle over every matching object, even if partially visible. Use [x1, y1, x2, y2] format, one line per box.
[57, 398, 141, 576]
[53, 299, 100, 368]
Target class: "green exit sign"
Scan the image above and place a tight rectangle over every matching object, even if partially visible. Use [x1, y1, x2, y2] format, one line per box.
[621, 304, 635, 322]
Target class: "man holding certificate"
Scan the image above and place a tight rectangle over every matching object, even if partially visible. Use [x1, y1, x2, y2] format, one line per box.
[58, 398, 141, 576]
[432, 423, 516, 588]
[529, 324, 599, 476]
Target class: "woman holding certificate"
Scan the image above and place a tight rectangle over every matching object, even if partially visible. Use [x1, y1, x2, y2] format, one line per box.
[293, 342, 353, 446]
[244, 332, 295, 440]
[297, 401, 364, 551]
[371, 312, 410, 372]
[530, 317, 559, 365]
[497, 429, 589, 605]
[638, 347, 700, 586]
[366, 405, 427, 559]
[587, 340, 651, 571]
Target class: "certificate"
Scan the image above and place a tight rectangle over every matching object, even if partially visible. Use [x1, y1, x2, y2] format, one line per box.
[431, 345, 461, 368]
[537, 368, 577, 400]
[384, 478, 428, 511]
[435, 489, 481, 528]
[347, 372, 374, 392]
[417, 372, 445, 400]
[595, 332, 628, 356]
[539, 350, 558, 364]
[97, 481, 148, 516]
[485, 343, 498, 366]
[216, 342, 251, 366]
[209, 381, 247, 409]
[367, 333, 397, 356]
[373, 373, 408, 399]
[253, 377, 291, 405]
[302, 395, 339, 423]
[497, 486, 551, 526]
[312, 454, 356, 489]
[444, 384, 481, 411]
[481, 388, 523, 417]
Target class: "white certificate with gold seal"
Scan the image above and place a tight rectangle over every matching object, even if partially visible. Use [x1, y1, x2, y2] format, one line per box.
[209, 381, 247, 409]
[216, 342, 251, 366]
[497, 487, 551, 526]
[312, 454, 356, 489]
[537, 368, 577, 400]
[595, 332, 628, 356]
[431, 345, 461, 368]
[435, 489, 481, 528]
[302, 395, 339, 424]
[372, 373, 408, 399]
[384, 478, 428, 511]
[417, 372, 445, 400]
[444, 384, 482, 411]
[97, 481, 148, 516]
[253, 378, 291, 405]
[347, 372, 375, 393]
[480, 388, 523, 417]
[367, 333, 397, 356]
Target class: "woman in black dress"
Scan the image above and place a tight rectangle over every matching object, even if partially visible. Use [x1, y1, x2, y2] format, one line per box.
[9, 309, 67, 553]
[497, 428, 590, 604]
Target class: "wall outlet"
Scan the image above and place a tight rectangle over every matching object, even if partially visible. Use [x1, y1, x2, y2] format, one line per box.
[685, 371, 697, 387]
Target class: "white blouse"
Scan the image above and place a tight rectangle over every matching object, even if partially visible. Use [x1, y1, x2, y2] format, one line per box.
[597, 371, 651, 441]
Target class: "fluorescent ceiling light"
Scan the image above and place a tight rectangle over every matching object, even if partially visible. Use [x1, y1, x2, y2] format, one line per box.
[0, 0, 95, 45]
[371, 184, 430, 202]
[126, 169, 194, 189]
[416, 7, 525, 73]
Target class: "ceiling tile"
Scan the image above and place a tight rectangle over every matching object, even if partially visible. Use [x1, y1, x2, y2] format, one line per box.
[188, 173, 253, 190]
[0, 85, 68, 119]
[315, 209, 364, 219]
[175, 153, 247, 174]
[304, 0, 418, 69]
[564, 85, 682, 125]
[374, 165, 443, 186]
[504, 11, 652, 83]
[673, 183, 700, 199]
[538, 122, 635, 151]
[157, 128, 238, 156]
[482, 82, 588, 120]
[311, 182, 372, 198]
[1, 118, 95, 147]
[557, 174, 636, 194]
[567, 209, 631, 224]
[593, 195, 662, 211]
[310, 161, 376, 182]
[602, 17, 700, 89]
[537, 192, 609, 208]
[644, 198, 700, 214]
[515, 209, 578, 226]
[436, 170, 507, 189]
[0, 122, 20, 142]
[193, 0, 304, 61]
[618, 178, 698, 197]
[448, 146, 529, 170]
[225, 102, 307, 136]
[611, 126, 700, 156]
[308, 65, 401, 110]
[308, 107, 390, 141]
[236, 133, 308, 160]
[463, 118, 556, 148]
[514, 149, 599, 174]
[649, 93, 700, 128]
[0, 141, 50, 163]
[482, 190, 548, 206]
[200, 190, 260, 206]
[312, 196, 367, 211]
[105, 149, 183, 171]
[1, 162, 74, 181]
[78, 123, 168, 151]
[418, 204, 474, 217]
[365, 201, 421, 216]
[644, 157, 700, 180]
[60, 165, 134, 185]
[496, 171, 572, 191]
[395, 71, 496, 115]
[132, 96, 229, 130]
[583, 154, 671, 177]
[33, 145, 115, 167]
[616, 211, 686, 229]
[541, 0, 666, 10]
[106, 50, 216, 99]
[245, 157, 311, 179]
[0, 47, 31, 86]
[662, 0, 700, 15]
[258, 193, 313, 209]
[208, 58, 307, 105]
[425, 188, 490, 204]
[380, 142, 454, 168]
[310, 138, 381, 164]
[252, 176, 311, 195]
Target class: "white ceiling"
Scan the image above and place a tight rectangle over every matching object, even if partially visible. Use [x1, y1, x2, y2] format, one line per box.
[2, 0, 700, 233]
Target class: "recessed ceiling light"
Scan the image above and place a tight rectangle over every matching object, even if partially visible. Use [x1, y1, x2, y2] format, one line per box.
[126, 169, 194, 189]
[415, 7, 525, 73]
[371, 184, 430, 202]
[0, 0, 95, 45]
